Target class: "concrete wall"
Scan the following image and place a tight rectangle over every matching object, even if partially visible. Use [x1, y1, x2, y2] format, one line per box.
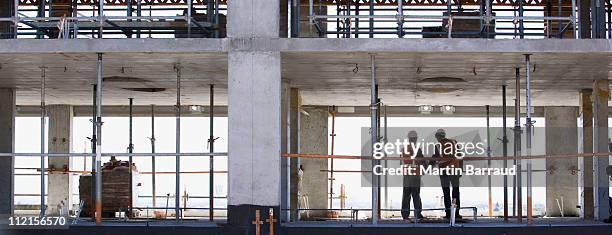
[299, 106, 328, 218]
[46, 105, 73, 215]
[0, 88, 15, 215]
[545, 106, 579, 217]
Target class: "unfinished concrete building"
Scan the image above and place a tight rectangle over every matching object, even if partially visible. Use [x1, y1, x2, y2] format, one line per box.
[0, 0, 611, 234]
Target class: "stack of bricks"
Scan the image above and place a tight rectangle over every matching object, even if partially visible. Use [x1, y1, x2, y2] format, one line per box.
[79, 159, 135, 218]
[423, 11, 495, 38]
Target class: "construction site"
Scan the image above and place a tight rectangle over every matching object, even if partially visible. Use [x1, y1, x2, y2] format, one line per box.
[0, 0, 612, 234]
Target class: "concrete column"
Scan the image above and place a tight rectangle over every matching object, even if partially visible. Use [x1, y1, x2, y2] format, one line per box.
[545, 106, 579, 217]
[299, 106, 328, 219]
[46, 105, 73, 216]
[0, 1, 14, 39]
[0, 88, 15, 215]
[280, 81, 290, 222]
[227, 0, 281, 233]
[289, 88, 300, 221]
[592, 80, 609, 221]
[579, 89, 594, 219]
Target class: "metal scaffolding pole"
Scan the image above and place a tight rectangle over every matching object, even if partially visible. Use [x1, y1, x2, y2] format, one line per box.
[128, 98, 134, 216]
[369, 0, 374, 38]
[98, 0, 104, 38]
[151, 105, 156, 208]
[95, 53, 104, 225]
[329, 106, 337, 209]
[175, 64, 182, 222]
[518, 0, 524, 38]
[514, 67, 522, 223]
[209, 84, 215, 221]
[524, 54, 533, 225]
[397, 0, 403, 37]
[502, 84, 509, 222]
[486, 105, 492, 217]
[13, 0, 19, 38]
[370, 54, 379, 224]
[187, 0, 192, 37]
[40, 66, 46, 218]
[91, 84, 97, 219]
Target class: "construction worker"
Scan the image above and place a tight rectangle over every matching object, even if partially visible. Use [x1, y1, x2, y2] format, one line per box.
[432, 128, 463, 220]
[401, 130, 425, 220]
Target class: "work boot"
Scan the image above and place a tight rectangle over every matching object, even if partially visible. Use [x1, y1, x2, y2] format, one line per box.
[416, 214, 425, 220]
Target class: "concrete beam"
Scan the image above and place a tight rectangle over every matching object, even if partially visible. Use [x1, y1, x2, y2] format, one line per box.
[592, 80, 610, 221]
[299, 106, 329, 219]
[579, 89, 594, 219]
[0, 88, 15, 215]
[0, 38, 611, 54]
[544, 106, 579, 217]
[46, 105, 73, 216]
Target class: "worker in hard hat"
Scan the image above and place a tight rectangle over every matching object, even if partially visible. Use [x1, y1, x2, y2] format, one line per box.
[432, 128, 463, 220]
[401, 130, 425, 220]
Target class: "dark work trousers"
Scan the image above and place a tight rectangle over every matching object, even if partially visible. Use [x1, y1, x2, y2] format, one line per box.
[440, 174, 461, 218]
[401, 175, 422, 219]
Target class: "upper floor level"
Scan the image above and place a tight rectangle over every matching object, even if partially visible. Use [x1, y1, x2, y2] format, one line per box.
[0, 0, 609, 40]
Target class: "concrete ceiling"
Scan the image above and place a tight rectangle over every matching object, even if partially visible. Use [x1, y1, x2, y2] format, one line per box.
[0, 51, 609, 106]
[286, 52, 610, 106]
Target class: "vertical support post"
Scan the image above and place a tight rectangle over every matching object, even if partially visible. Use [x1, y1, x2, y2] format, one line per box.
[397, 0, 403, 38]
[13, 0, 18, 38]
[518, 0, 524, 38]
[592, 79, 609, 221]
[592, 0, 606, 38]
[329, 106, 336, 209]
[514, 67, 522, 223]
[95, 53, 103, 225]
[128, 98, 134, 217]
[369, 0, 374, 38]
[0, 88, 16, 216]
[40, 66, 46, 218]
[91, 84, 97, 217]
[370, 54, 379, 224]
[580, 89, 594, 219]
[502, 85, 509, 222]
[98, 0, 103, 38]
[571, 0, 577, 38]
[37, 0, 45, 38]
[209, 84, 215, 221]
[151, 104, 156, 208]
[175, 64, 182, 222]
[383, 105, 388, 211]
[355, 1, 360, 38]
[127, 0, 132, 38]
[524, 54, 533, 225]
[187, 0, 192, 38]
[309, 0, 314, 26]
[137, 0, 142, 38]
[486, 105, 492, 217]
